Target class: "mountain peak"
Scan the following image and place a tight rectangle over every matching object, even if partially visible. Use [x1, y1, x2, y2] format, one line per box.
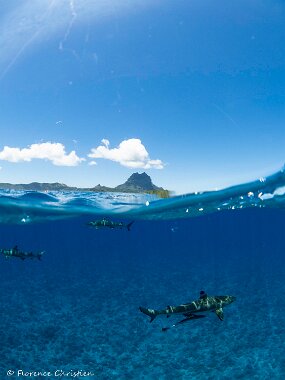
[115, 172, 162, 192]
[0, 172, 168, 196]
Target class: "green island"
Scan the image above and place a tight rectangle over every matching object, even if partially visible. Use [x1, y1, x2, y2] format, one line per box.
[0, 172, 171, 198]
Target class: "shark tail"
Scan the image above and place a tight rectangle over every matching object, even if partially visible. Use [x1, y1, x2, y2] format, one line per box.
[127, 221, 135, 231]
[38, 251, 44, 261]
[139, 306, 157, 323]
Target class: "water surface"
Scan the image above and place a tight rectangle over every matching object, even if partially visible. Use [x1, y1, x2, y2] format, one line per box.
[0, 171, 285, 379]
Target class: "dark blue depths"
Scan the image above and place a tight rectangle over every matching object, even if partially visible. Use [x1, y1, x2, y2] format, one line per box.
[0, 209, 285, 379]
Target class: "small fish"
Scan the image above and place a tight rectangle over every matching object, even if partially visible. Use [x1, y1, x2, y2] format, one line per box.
[87, 217, 134, 231]
[0, 246, 44, 261]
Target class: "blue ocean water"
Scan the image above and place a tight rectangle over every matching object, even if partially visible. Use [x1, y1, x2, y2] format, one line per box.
[1, 170, 285, 379]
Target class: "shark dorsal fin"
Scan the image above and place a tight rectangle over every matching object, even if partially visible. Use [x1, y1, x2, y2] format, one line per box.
[215, 308, 224, 321]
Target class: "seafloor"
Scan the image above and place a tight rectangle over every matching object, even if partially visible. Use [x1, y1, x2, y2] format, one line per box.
[0, 209, 284, 379]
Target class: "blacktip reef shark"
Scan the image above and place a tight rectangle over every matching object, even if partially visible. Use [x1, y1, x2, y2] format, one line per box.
[0, 246, 44, 261]
[139, 291, 236, 331]
[87, 217, 134, 231]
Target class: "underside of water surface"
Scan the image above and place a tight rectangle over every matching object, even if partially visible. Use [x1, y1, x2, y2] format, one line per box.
[0, 171, 285, 378]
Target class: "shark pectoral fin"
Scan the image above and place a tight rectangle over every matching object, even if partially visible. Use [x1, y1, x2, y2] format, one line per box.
[127, 221, 134, 231]
[139, 307, 157, 323]
[215, 308, 224, 321]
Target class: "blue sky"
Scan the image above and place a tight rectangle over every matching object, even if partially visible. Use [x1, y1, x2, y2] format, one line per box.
[0, 0, 285, 194]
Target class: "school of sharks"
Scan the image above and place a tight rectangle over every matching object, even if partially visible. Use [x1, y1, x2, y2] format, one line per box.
[1, 216, 236, 332]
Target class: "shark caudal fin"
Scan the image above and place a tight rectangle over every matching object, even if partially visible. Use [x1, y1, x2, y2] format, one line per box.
[139, 306, 157, 322]
[37, 251, 44, 261]
[127, 221, 135, 231]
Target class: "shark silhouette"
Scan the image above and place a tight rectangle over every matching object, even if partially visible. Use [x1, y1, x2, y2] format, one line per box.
[0, 246, 44, 261]
[87, 218, 134, 231]
[140, 291, 236, 331]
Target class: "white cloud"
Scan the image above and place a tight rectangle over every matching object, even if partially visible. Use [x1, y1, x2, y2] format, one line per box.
[0, 142, 84, 166]
[101, 139, 110, 147]
[88, 138, 164, 169]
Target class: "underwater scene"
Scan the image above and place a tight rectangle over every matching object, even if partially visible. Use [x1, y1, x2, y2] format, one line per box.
[1, 169, 285, 379]
[2, 1, 285, 379]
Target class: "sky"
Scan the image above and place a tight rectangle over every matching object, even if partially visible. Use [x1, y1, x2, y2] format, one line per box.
[0, 0, 285, 194]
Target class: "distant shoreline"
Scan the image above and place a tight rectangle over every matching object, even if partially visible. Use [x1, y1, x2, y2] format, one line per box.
[0, 184, 171, 198]
[0, 172, 171, 198]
